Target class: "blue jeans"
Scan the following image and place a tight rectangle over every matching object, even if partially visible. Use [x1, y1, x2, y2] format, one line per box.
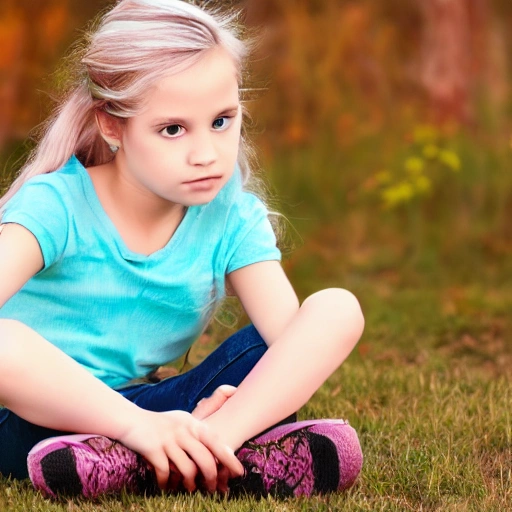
[0, 325, 267, 480]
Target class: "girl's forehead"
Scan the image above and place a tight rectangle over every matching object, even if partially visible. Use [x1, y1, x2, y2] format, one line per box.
[144, 48, 239, 112]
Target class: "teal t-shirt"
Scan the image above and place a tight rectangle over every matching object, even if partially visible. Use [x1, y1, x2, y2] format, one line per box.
[0, 156, 281, 388]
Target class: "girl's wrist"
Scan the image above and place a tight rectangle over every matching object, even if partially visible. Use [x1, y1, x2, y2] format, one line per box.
[203, 414, 246, 452]
[102, 400, 147, 442]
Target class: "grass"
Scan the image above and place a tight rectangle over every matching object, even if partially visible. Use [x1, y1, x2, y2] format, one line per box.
[1, 228, 510, 510]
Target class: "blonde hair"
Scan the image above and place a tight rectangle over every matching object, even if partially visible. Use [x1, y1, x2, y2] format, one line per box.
[0, 0, 256, 211]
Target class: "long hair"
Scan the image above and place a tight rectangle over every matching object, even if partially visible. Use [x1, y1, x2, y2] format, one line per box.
[0, 0, 255, 211]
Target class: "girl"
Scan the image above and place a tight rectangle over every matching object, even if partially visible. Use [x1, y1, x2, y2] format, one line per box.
[0, 0, 364, 500]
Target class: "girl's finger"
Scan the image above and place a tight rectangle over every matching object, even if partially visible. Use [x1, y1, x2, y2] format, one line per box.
[192, 385, 237, 420]
[179, 437, 219, 493]
[217, 464, 231, 494]
[167, 460, 183, 491]
[147, 451, 171, 490]
[215, 384, 237, 398]
[198, 429, 244, 478]
[164, 445, 198, 492]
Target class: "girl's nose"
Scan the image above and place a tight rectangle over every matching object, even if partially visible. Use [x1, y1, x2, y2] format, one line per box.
[188, 132, 217, 167]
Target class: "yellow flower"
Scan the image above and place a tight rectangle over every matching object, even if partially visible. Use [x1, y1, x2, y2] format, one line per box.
[439, 150, 461, 172]
[405, 157, 424, 175]
[381, 181, 415, 209]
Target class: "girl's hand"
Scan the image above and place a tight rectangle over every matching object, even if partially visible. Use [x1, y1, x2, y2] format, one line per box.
[119, 408, 243, 493]
[191, 385, 238, 494]
[191, 385, 237, 420]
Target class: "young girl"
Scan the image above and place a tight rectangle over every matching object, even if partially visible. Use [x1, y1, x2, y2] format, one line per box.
[0, 0, 365, 500]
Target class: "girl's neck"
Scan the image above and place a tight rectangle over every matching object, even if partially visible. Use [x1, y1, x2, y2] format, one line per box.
[87, 161, 186, 256]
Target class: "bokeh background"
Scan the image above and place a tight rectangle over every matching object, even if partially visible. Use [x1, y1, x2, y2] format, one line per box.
[0, 0, 511, 362]
[1, 2, 511, 508]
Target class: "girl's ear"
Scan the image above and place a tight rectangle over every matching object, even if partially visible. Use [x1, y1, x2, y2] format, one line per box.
[95, 111, 123, 148]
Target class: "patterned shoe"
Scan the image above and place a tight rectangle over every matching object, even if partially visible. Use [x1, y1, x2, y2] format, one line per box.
[27, 434, 158, 499]
[230, 419, 363, 498]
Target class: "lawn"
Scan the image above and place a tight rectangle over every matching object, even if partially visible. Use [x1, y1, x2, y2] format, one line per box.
[1, 215, 510, 510]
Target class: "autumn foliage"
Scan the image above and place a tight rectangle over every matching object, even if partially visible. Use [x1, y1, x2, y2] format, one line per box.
[1, 0, 510, 152]
[0, 0, 511, 256]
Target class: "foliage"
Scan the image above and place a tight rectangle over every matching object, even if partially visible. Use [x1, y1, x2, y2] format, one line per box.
[365, 124, 462, 210]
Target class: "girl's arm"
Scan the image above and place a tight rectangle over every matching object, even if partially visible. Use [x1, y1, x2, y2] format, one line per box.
[0, 223, 243, 491]
[203, 260, 365, 449]
[0, 223, 44, 306]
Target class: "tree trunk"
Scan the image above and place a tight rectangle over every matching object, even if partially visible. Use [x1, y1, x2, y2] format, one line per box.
[417, 0, 490, 124]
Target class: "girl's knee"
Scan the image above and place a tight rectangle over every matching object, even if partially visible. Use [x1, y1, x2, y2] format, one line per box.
[302, 288, 365, 334]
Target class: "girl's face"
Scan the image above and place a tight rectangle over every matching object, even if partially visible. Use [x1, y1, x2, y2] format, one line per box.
[113, 47, 242, 208]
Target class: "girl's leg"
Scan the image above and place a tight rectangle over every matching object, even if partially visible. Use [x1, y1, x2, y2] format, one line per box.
[29, 308, 362, 497]
[0, 409, 67, 479]
[0, 325, 267, 480]
[204, 289, 365, 450]
[119, 324, 268, 413]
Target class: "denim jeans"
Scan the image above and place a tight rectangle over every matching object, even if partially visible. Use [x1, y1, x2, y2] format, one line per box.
[0, 325, 267, 480]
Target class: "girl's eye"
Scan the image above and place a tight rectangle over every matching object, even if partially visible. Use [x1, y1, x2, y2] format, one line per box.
[161, 125, 184, 138]
[212, 117, 231, 130]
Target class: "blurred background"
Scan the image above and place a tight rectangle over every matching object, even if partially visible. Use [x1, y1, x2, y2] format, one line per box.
[1, 4, 510, 505]
[0, 1, 511, 357]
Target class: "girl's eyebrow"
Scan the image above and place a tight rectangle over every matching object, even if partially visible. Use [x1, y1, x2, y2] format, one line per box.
[152, 105, 240, 127]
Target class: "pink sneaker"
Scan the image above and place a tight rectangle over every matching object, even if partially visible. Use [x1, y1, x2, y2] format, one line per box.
[27, 434, 157, 499]
[231, 419, 363, 498]
[28, 419, 362, 499]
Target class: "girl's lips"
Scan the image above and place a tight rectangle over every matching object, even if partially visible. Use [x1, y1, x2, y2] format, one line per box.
[183, 176, 222, 191]
[184, 175, 221, 184]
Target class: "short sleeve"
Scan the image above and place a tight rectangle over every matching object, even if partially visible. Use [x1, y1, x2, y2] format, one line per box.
[1, 178, 69, 268]
[225, 192, 281, 274]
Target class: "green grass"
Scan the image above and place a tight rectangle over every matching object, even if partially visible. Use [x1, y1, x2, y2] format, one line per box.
[1, 239, 510, 511]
